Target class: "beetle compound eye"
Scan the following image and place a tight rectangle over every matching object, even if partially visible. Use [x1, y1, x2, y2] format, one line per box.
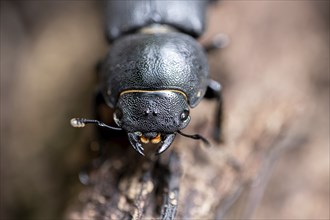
[113, 108, 123, 126]
[180, 109, 190, 121]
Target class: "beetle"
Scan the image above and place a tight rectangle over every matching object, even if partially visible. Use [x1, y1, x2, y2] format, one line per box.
[71, 0, 223, 155]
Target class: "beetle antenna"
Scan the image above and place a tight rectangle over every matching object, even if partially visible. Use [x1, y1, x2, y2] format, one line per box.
[177, 130, 210, 146]
[70, 118, 122, 130]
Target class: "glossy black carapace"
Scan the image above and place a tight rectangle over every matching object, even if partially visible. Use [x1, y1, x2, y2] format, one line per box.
[71, 0, 223, 155]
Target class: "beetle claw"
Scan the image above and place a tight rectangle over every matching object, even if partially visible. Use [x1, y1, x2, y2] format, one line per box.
[156, 133, 176, 155]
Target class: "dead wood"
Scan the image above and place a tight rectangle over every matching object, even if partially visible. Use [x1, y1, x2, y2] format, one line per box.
[65, 1, 325, 219]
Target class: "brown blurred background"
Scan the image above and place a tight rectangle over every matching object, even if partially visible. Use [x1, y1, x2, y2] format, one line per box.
[1, 1, 329, 220]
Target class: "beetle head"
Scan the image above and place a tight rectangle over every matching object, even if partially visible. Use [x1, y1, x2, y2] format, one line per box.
[71, 90, 209, 156]
[113, 90, 190, 155]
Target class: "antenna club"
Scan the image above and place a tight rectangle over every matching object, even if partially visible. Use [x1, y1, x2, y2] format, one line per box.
[70, 118, 85, 128]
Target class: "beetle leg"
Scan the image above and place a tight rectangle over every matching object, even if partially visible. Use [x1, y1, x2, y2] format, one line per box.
[93, 89, 105, 124]
[95, 60, 103, 74]
[204, 79, 223, 142]
[93, 89, 110, 140]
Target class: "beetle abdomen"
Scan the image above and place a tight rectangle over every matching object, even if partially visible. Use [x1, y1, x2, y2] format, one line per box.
[105, 0, 208, 41]
[101, 32, 209, 108]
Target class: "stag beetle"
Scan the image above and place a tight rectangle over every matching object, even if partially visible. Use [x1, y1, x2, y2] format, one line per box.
[71, 0, 223, 155]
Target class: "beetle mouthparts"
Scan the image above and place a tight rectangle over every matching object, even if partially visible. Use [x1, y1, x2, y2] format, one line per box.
[156, 133, 176, 154]
[128, 133, 176, 156]
[140, 133, 161, 144]
[151, 133, 162, 144]
[128, 133, 145, 156]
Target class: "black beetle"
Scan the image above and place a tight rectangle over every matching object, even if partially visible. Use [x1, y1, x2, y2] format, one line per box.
[71, 0, 223, 155]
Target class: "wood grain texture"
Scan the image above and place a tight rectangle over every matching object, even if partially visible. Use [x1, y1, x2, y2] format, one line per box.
[66, 1, 326, 218]
[1, 1, 327, 220]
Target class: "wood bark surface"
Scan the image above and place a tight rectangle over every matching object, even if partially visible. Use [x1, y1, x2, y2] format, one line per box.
[65, 2, 323, 219]
[1, 1, 328, 220]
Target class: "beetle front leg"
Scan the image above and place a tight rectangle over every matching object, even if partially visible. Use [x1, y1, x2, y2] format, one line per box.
[204, 79, 223, 143]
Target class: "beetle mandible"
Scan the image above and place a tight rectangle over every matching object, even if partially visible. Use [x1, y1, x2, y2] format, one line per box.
[71, 0, 223, 155]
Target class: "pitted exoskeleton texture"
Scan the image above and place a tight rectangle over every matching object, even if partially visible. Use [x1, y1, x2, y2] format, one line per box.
[101, 32, 209, 109]
[115, 91, 190, 134]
